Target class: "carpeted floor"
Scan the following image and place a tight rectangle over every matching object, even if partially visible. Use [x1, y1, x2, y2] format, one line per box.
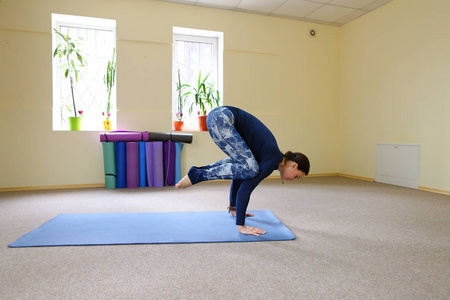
[1, 177, 449, 299]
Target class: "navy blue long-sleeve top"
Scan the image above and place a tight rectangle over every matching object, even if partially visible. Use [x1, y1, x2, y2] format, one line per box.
[225, 106, 284, 225]
[187, 106, 283, 225]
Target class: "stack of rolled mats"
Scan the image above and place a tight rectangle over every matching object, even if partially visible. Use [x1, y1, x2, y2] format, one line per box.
[100, 131, 193, 189]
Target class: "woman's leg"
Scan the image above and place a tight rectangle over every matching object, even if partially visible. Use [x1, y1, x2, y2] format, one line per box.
[175, 158, 234, 188]
[203, 107, 259, 181]
[203, 158, 234, 170]
[186, 107, 259, 185]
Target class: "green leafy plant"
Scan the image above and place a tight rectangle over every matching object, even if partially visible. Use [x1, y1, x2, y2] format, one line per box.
[175, 69, 190, 121]
[53, 28, 87, 118]
[103, 48, 116, 121]
[188, 70, 220, 116]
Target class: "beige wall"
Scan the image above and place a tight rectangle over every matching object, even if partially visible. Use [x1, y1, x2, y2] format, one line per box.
[0, 0, 339, 189]
[339, 0, 450, 191]
[1, 0, 448, 192]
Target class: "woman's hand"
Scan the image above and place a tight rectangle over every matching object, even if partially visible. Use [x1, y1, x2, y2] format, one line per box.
[237, 225, 266, 236]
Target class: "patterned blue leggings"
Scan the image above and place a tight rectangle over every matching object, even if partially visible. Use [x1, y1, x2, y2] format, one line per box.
[201, 107, 259, 181]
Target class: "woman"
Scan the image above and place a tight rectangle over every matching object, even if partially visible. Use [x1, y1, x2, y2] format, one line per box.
[176, 106, 310, 236]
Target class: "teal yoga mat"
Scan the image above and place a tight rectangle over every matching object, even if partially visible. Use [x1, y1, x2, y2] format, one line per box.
[8, 210, 295, 247]
[102, 142, 116, 189]
[102, 142, 116, 175]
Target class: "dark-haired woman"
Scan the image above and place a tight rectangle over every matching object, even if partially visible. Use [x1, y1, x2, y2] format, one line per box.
[176, 106, 310, 236]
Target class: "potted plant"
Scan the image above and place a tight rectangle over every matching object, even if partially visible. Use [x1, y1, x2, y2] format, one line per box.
[71, 110, 84, 130]
[53, 28, 87, 131]
[188, 71, 220, 131]
[174, 69, 189, 131]
[103, 48, 116, 131]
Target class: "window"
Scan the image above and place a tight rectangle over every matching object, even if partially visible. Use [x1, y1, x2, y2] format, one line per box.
[172, 27, 223, 130]
[52, 14, 116, 131]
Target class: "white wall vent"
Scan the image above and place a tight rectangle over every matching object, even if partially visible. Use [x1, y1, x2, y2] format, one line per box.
[375, 144, 420, 189]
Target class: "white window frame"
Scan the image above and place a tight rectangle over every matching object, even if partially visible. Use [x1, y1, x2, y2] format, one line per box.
[52, 13, 116, 131]
[172, 27, 223, 131]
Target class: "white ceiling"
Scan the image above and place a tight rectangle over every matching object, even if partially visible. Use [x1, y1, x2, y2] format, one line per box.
[157, 0, 394, 26]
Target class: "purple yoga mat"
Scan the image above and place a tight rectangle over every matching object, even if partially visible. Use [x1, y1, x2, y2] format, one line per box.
[153, 142, 164, 187]
[145, 143, 154, 187]
[126, 142, 139, 188]
[146, 142, 164, 188]
[100, 131, 149, 142]
[164, 141, 176, 186]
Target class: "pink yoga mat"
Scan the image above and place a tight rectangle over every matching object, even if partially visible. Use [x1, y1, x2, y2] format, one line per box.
[100, 131, 149, 142]
[126, 142, 139, 188]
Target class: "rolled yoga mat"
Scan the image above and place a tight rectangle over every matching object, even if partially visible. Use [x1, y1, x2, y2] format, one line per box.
[153, 142, 165, 187]
[164, 141, 176, 186]
[126, 142, 139, 188]
[146, 142, 164, 187]
[148, 132, 193, 144]
[8, 210, 295, 247]
[102, 142, 116, 189]
[105, 176, 116, 189]
[100, 131, 149, 142]
[138, 142, 147, 187]
[174, 142, 184, 183]
[115, 142, 127, 188]
[145, 142, 155, 187]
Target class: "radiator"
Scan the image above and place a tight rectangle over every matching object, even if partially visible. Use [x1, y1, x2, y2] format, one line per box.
[375, 144, 420, 189]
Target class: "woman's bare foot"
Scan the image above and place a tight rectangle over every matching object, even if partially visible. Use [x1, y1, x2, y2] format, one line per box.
[229, 209, 254, 218]
[175, 175, 192, 189]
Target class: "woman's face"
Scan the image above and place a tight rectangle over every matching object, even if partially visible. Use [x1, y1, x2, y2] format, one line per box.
[280, 160, 306, 181]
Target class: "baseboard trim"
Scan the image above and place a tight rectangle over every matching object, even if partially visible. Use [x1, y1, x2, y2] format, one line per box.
[1, 175, 448, 196]
[418, 186, 450, 196]
[308, 173, 339, 178]
[0, 183, 105, 192]
[266, 173, 338, 180]
[269, 173, 449, 195]
[336, 173, 374, 182]
[268, 173, 374, 181]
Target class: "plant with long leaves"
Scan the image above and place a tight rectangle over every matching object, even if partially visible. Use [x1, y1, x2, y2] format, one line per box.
[53, 28, 88, 118]
[188, 70, 220, 116]
[175, 69, 190, 121]
[103, 48, 116, 121]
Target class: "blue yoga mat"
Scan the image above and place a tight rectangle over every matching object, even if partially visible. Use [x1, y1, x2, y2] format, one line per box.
[8, 210, 295, 247]
[115, 142, 127, 188]
[175, 142, 184, 183]
[138, 142, 147, 187]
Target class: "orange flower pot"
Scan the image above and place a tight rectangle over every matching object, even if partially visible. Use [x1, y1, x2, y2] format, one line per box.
[198, 115, 208, 131]
[173, 121, 184, 131]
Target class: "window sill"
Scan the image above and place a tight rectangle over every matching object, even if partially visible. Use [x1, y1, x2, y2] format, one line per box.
[172, 124, 209, 132]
